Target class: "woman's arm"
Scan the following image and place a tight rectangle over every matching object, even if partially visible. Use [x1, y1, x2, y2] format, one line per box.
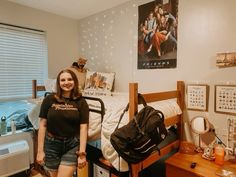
[79, 123, 88, 153]
[77, 123, 88, 168]
[37, 118, 47, 165]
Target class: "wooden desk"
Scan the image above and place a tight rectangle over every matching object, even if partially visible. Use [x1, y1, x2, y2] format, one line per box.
[166, 152, 236, 177]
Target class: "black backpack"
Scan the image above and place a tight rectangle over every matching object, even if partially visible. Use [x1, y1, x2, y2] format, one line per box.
[110, 94, 168, 164]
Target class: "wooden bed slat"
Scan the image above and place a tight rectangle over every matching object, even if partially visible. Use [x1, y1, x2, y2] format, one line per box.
[142, 90, 179, 103]
[37, 86, 46, 91]
[164, 115, 180, 127]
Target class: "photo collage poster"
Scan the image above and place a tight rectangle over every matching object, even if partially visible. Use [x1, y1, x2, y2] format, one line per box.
[138, 0, 178, 69]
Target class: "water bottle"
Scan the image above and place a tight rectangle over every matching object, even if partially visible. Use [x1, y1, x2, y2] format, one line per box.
[0, 116, 7, 135]
[11, 119, 16, 134]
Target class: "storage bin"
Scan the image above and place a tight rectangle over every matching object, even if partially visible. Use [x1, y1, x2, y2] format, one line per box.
[93, 163, 110, 177]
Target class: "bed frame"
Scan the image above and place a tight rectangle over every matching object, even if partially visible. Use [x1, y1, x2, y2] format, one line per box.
[32, 80, 185, 177]
[128, 81, 185, 177]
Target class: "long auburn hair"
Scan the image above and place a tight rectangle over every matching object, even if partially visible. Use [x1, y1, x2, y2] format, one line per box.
[55, 69, 81, 102]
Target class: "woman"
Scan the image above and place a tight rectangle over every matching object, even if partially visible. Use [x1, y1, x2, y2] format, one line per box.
[143, 11, 157, 53]
[37, 69, 89, 177]
[150, 15, 171, 56]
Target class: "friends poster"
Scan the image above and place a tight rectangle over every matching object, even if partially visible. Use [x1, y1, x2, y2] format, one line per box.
[138, 0, 178, 69]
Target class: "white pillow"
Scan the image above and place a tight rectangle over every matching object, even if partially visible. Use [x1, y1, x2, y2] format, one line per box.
[84, 71, 115, 96]
[44, 79, 57, 92]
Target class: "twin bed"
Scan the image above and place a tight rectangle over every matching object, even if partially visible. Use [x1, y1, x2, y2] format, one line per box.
[31, 79, 185, 177]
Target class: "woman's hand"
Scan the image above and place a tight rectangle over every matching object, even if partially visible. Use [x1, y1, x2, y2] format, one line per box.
[37, 151, 45, 166]
[77, 156, 87, 169]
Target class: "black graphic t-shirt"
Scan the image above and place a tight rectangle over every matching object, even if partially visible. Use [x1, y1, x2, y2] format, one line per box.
[39, 94, 89, 137]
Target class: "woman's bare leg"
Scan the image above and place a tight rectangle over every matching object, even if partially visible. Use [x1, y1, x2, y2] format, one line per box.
[57, 165, 76, 177]
[48, 171, 58, 177]
[147, 44, 153, 53]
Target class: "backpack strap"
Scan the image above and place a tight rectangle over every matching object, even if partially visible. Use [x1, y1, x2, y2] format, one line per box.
[115, 103, 129, 130]
[137, 93, 147, 106]
[115, 94, 147, 130]
[156, 110, 165, 122]
[134, 115, 144, 135]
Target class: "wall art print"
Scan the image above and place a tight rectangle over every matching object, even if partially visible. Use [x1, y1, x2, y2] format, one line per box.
[187, 84, 209, 111]
[216, 52, 236, 68]
[138, 0, 178, 69]
[215, 85, 236, 115]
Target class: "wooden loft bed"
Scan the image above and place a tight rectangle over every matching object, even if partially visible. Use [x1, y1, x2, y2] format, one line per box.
[32, 80, 185, 177]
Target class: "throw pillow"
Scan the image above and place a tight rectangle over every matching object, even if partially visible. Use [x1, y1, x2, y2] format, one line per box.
[84, 71, 115, 96]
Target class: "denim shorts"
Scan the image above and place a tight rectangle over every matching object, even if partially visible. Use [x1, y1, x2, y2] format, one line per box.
[44, 133, 79, 171]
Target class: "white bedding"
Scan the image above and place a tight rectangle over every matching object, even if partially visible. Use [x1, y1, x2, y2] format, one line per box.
[27, 94, 127, 140]
[28, 94, 182, 172]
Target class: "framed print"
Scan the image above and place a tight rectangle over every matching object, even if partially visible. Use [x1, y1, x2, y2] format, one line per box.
[215, 85, 236, 115]
[187, 84, 209, 111]
[216, 52, 236, 68]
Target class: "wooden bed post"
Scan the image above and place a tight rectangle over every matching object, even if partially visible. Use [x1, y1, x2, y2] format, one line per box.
[129, 83, 138, 120]
[32, 79, 37, 99]
[129, 82, 139, 177]
[177, 81, 185, 141]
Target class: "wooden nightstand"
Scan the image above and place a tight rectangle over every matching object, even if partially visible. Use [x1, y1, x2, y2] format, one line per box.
[166, 152, 236, 177]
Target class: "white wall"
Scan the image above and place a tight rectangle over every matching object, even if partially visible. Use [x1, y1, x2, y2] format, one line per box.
[0, 0, 80, 78]
[78, 0, 236, 144]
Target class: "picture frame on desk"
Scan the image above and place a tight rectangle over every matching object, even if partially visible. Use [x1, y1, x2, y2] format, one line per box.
[186, 84, 209, 111]
[215, 85, 236, 115]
